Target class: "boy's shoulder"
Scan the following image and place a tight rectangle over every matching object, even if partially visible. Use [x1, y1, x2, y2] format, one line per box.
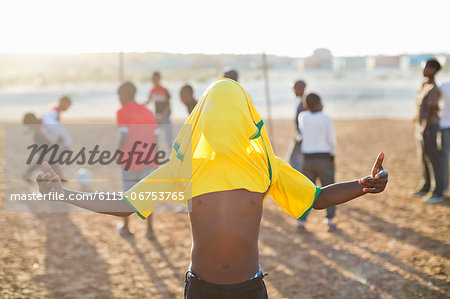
[321, 112, 334, 123]
[299, 110, 311, 116]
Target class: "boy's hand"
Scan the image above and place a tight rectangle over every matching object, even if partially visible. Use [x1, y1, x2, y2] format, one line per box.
[36, 161, 64, 196]
[358, 152, 388, 193]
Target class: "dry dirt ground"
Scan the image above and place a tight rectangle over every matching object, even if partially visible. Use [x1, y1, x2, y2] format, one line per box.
[1, 119, 449, 298]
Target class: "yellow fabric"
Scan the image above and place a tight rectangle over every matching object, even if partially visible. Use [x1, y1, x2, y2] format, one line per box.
[123, 78, 320, 220]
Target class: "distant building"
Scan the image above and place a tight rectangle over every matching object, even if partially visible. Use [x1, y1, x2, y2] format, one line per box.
[366, 55, 400, 70]
[333, 56, 367, 71]
[297, 48, 333, 70]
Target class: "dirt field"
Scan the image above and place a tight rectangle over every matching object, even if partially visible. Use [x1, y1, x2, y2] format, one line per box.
[1, 119, 449, 298]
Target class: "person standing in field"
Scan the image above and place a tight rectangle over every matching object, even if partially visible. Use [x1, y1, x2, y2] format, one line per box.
[40, 95, 73, 148]
[22, 112, 66, 182]
[179, 84, 198, 115]
[223, 68, 239, 82]
[146, 71, 173, 147]
[297, 93, 337, 232]
[288, 80, 308, 172]
[116, 81, 159, 238]
[24, 95, 73, 182]
[411, 59, 445, 203]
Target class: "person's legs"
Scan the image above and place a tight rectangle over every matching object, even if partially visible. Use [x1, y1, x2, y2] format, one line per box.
[317, 156, 336, 231]
[298, 157, 317, 227]
[161, 117, 174, 147]
[135, 166, 155, 238]
[423, 124, 444, 201]
[121, 216, 131, 233]
[441, 127, 450, 195]
[288, 138, 303, 172]
[414, 125, 431, 194]
[118, 168, 142, 236]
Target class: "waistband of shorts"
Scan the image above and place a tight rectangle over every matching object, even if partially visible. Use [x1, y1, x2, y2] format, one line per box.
[303, 153, 332, 159]
[185, 270, 267, 292]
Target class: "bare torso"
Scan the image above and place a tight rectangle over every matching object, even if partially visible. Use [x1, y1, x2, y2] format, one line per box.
[188, 189, 264, 284]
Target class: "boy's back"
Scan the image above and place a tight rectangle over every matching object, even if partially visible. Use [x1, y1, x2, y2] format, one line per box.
[299, 110, 336, 155]
[189, 189, 264, 284]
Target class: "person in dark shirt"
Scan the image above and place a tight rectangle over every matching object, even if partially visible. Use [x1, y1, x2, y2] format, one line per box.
[223, 68, 239, 82]
[146, 71, 173, 146]
[411, 58, 444, 203]
[179, 84, 198, 115]
[288, 80, 308, 172]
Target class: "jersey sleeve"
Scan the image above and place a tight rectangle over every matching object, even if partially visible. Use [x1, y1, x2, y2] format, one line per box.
[122, 162, 188, 220]
[268, 157, 321, 219]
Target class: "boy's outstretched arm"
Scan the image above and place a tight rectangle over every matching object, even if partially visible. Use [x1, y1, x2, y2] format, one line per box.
[313, 152, 388, 209]
[36, 162, 134, 217]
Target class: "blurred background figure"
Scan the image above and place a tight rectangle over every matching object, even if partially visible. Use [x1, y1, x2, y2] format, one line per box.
[297, 93, 337, 232]
[40, 95, 73, 148]
[146, 71, 172, 147]
[23, 95, 73, 181]
[116, 81, 158, 239]
[288, 80, 307, 171]
[223, 68, 239, 82]
[439, 77, 450, 198]
[21, 112, 63, 182]
[179, 84, 197, 115]
[411, 59, 444, 203]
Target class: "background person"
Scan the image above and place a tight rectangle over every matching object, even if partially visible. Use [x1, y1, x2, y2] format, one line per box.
[288, 80, 308, 171]
[116, 81, 159, 238]
[21, 112, 64, 182]
[297, 93, 337, 232]
[179, 84, 198, 115]
[223, 68, 239, 82]
[40, 95, 73, 148]
[146, 71, 172, 147]
[411, 59, 444, 203]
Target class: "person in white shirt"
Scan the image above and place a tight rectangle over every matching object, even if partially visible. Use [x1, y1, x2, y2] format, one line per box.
[440, 81, 450, 196]
[297, 93, 337, 232]
[21, 96, 72, 182]
[40, 95, 73, 147]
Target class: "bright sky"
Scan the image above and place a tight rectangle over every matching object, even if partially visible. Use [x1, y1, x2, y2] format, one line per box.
[1, 0, 449, 57]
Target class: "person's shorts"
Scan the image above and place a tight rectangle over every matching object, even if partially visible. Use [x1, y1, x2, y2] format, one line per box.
[184, 270, 268, 299]
[121, 167, 153, 191]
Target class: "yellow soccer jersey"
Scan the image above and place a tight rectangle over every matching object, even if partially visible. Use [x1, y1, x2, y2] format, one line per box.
[123, 78, 320, 220]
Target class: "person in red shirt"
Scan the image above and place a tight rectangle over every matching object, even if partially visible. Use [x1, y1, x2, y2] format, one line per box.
[145, 71, 173, 147]
[116, 81, 159, 238]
